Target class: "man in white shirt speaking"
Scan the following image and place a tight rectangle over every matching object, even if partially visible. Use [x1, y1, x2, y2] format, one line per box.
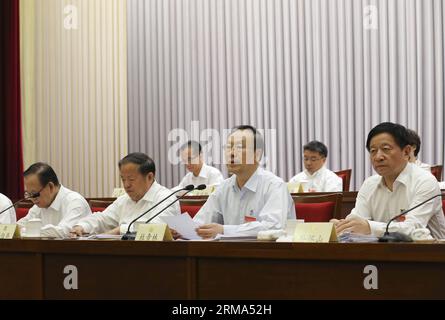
[19, 163, 91, 238]
[0, 193, 16, 224]
[174, 140, 223, 191]
[192, 125, 295, 239]
[333, 122, 445, 239]
[289, 140, 342, 192]
[71, 153, 180, 236]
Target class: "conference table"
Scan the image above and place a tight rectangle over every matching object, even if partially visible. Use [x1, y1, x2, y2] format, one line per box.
[1, 239, 445, 299]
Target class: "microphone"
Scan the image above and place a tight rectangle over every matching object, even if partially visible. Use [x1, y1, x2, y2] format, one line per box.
[121, 184, 207, 241]
[145, 184, 207, 224]
[121, 184, 195, 240]
[378, 193, 444, 242]
[0, 193, 40, 216]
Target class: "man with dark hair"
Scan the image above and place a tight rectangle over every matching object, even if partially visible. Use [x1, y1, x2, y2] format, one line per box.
[0, 193, 16, 224]
[190, 126, 295, 239]
[174, 140, 223, 191]
[19, 162, 91, 238]
[71, 153, 180, 236]
[289, 140, 342, 192]
[333, 122, 445, 239]
[406, 129, 431, 172]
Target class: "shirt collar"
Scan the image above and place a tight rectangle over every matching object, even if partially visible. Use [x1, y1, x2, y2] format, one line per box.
[304, 166, 325, 178]
[140, 181, 161, 203]
[377, 162, 411, 189]
[196, 163, 209, 179]
[49, 185, 65, 211]
[231, 167, 261, 193]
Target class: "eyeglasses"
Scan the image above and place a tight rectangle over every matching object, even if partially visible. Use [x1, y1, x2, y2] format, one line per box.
[303, 157, 324, 162]
[24, 184, 47, 199]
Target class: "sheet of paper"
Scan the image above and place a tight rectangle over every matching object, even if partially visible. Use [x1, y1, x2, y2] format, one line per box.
[162, 214, 202, 240]
[214, 234, 258, 241]
[75, 234, 123, 240]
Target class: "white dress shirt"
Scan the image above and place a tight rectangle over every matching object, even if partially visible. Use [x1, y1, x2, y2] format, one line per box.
[17, 186, 91, 238]
[289, 166, 343, 192]
[193, 167, 295, 236]
[348, 163, 445, 239]
[76, 181, 181, 235]
[0, 193, 16, 224]
[175, 163, 224, 189]
[414, 159, 431, 172]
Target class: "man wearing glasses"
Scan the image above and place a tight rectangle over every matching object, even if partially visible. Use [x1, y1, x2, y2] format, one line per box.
[173, 140, 223, 192]
[289, 140, 342, 192]
[0, 193, 16, 224]
[191, 125, 295, 239]
[18, 162, 91, 238]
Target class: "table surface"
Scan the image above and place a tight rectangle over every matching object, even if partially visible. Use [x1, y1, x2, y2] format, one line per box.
[1, 239, 445, 299]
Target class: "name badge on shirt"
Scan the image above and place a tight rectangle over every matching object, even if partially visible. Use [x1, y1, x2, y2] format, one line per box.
[244, 211, 257, 223]
[135, 223, 173, 241]
[0, 224, 21, 240]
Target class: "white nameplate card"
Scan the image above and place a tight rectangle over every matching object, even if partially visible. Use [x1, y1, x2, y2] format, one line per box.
[135, 223, 173, 241]
[293, 222, 338, 243]
[287, 182, 304, 193]
[0, 224, 21, 240]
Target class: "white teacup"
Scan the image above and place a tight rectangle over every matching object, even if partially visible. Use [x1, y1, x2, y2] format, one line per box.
[25, 218, 42, 237]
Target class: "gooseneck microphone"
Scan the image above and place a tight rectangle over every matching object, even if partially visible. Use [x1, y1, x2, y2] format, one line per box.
[378, 193, 444, 242]
[121, 185, 194, 240]
[145, 184, 207, 224]
[121, 184, 206, 241]
[0, 193, 40, 216]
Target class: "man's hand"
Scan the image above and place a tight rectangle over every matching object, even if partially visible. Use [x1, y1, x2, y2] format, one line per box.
[170, 228, 182, 240]
[334, 216, 371, 235]
[196, 223, 224, 239]
[70, 225, 85, 238]
[105, 227, 121, 235]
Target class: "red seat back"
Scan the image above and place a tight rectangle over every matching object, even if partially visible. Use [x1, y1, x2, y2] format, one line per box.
[294, 202, 336, 222]
[334, 169, 352, 192]
[442, 199, 445, 216]
[180, 204, 202, 218]
[16, 208, 30, 221]
[431, 165, 443, 181]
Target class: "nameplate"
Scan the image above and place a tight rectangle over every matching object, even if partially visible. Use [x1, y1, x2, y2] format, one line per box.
[293, 222, 338, 243]
[287, 182, 304, 193]
[0, 224, 21, 240]
[135, 223, 173, 241]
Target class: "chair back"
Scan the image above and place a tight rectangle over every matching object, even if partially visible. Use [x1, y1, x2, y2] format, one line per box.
[431, 165, 443, 181]
[292, 193, 343, 222]
[334, 169, 352, 192]
[88, 198, 116, 213]
[179, 197, 208, 218]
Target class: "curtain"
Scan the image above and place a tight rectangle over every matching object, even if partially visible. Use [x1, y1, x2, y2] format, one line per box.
[0, 0, 24, 200]
[20, 0, 128, 197]
[127, 0, 445, 190]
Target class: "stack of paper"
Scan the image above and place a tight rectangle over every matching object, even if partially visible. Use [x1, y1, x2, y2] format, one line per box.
[338, 232, 379, 243]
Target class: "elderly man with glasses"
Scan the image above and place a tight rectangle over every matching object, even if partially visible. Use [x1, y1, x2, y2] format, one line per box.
[18, 162, 91, 238]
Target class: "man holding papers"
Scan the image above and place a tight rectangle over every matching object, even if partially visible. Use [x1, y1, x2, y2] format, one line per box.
[0, 193, 16, 224]
[18, 163, 91, 238]
[332, 122, 445, 239]
[71, 153, 180, 236]
[191, 125, 295, 239]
